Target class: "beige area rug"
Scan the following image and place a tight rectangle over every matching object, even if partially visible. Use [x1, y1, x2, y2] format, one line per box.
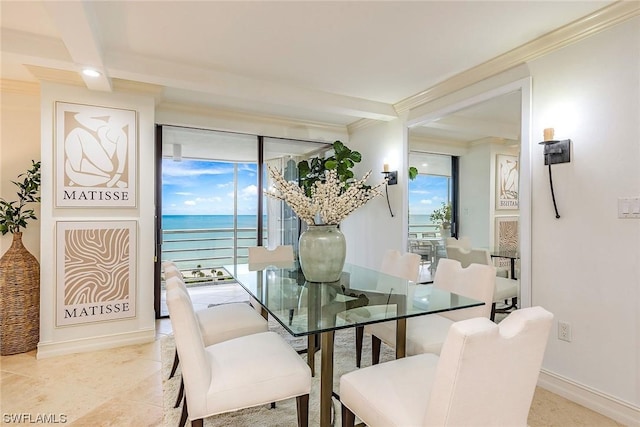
[162, 321, 396, 426]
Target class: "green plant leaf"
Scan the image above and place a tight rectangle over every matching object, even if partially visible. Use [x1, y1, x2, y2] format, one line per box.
[333, 140, 345, 153]
[325, 159, 337, 170]
[408, 166, 418, 180]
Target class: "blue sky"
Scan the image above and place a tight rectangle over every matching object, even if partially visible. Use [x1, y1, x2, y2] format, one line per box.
[408, 174, 450, 217]
[162, 159, 258, 215]
[163, 159, 450, 219]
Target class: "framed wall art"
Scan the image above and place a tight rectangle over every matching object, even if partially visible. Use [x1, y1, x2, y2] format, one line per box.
[55, 102, 137, 207]
[495, 216, 519, 251]
[496, 154, 519, 210]
[494, 215, 519, 271]
[56, 221, 137, 326]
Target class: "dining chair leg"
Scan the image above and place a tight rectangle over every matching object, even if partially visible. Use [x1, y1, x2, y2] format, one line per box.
[296, 393, 309, 427]
[355, 326, 364, 368]
[174, 377, 184, 408]
[490, 302, 497, 321]
[179, 396, 188, 427]
[169, 350, 179, 379]
[371, 335, 381, 365]
[191, 419, 203, 427]
[341, 403, 356, 427]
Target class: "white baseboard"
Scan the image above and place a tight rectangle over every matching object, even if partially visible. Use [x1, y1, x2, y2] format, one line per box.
[36, 329, 156, 359]
[538, 369, 640, 427]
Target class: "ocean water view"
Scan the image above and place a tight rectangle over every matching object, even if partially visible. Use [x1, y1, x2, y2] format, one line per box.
[161, 215, 263, 271]
[162, 214, 437, 273]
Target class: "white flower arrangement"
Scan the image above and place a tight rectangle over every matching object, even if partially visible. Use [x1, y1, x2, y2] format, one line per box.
[265, 165, 386, 225]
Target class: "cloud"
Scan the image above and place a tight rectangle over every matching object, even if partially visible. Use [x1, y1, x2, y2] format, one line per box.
[241, 185, 258, 197]
[420, 199, 433, 205]
[184, 200, 196, 206]
[175, 192, 194, 196]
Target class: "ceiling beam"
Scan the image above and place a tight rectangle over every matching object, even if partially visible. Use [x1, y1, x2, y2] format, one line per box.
[106, 51, 397, 121]
[43, 0, 112, 91]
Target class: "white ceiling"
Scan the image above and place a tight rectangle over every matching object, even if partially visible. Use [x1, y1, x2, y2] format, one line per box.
[1, 0, 614, 132]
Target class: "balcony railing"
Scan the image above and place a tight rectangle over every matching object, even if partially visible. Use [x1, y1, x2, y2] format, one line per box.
[161, 227, 266, 283]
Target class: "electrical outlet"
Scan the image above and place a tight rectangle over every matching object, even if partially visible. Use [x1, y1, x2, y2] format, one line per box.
[558, 321, 571, 342]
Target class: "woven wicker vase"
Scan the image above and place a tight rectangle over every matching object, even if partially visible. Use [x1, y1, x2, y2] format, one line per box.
[0, 232, 40, 355]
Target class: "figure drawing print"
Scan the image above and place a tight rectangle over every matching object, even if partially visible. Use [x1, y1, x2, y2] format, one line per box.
[497, 154, 519, 210]
[56, 102, 137, 207]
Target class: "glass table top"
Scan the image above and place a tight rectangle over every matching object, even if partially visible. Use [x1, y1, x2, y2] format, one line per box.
[225, 262, 484, 337]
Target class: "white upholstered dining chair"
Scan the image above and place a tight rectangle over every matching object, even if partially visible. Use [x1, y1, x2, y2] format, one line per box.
[340, 306, 554, 427]
[445, 235, 472, 250]
[351, 250, 420, 367]
[248, 245, 294, 266]
[162, 261, 268, 408]
[165, 282, 311, 427]
[364, 258, 496, 365]
[444, 246, 518, 320]
[247, 245, 295, 317]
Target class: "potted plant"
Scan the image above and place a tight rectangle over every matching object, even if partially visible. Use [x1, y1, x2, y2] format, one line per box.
[430, 201, 452, 232]
[266, 143, 385, 282]
[297, 140, 363, 197]
[0, 160, 41, 355]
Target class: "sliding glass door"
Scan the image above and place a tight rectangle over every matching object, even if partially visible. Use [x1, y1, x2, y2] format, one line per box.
[154, 126, 331, 317]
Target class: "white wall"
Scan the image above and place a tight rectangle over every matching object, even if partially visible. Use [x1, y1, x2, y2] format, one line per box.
[528, 16, 640, 419]
[343, 118, 406, 269]
[0, 84, 41, 259]
[38, 83, 157, 358]
[459, 142, 492, 247]
[459, 141, 521, 249]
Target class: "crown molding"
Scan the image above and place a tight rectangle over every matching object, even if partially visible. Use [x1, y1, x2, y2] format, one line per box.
[346, 118, 379, 134]
[395, 1, 640, 115]
[0, 79, 40, 95]
[24, 64, 84, 87]
[112, 79, 164, 102]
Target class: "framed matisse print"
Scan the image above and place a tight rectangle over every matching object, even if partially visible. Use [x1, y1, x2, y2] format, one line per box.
[495, 216, 519, 251]
[56, 221, 137, 326]
[496, 154, 519, 210]
[55, 102, 137, 208]
[494, 215, 519, 271]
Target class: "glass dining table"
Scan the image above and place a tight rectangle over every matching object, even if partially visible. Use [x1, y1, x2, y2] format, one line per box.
[226, 261, 483, 427]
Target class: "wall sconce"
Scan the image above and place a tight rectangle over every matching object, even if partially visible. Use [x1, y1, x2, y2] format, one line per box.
[382, 163, 398, 217]
[538, 128, 571, 219]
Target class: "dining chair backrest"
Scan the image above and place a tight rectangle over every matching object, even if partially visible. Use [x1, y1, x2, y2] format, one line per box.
[423, 306, 553, 426]
[445, 246, 492, 268]
[432, 258, 496, 321]
[248, 245, 294, 263]
[165, 281, 212, 402]
[445, 236, 472, 251]
[162, 262, 192, 302]
[380, 249, 420, 282]
[162, 260, 183, 280]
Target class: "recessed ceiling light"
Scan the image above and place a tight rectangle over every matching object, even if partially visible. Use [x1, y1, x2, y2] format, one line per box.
[82, 68, 101, 77]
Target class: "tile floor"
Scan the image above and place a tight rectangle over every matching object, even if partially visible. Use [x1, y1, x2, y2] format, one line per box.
[1, 282, 624, 427]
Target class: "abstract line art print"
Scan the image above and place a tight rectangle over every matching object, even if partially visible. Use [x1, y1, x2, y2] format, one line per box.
[494, 216, 519, 272]
[55, 102, 137, 207]
[56, 221, 137, 326]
